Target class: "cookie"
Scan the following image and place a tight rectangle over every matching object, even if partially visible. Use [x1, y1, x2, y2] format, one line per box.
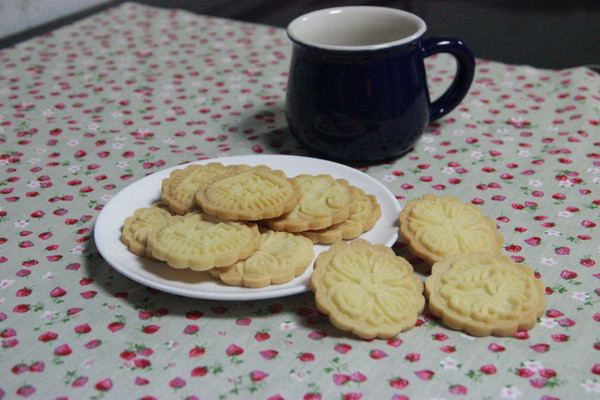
[209, 229, 314, 288]
[196, 165, 301, 221]
[301, 188, 381, 244]
[425, 252, 546, 337]
[266, 174, 360, 233]
[121, 203, 173, 259]
[398, 194, 504, 264]
[147, 212, 261, 271]
[161, 163, 241, 215]
[310, 239, 425, 339]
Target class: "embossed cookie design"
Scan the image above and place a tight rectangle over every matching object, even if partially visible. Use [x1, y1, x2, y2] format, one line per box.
[122, 203, 174, 259]
[301, 188, 381, 244]
[161, 163, 242, 215]
[147, 212, 261, 271]
[398, 194, 504, 264]
[425, 252, 546, 337]
[267, 174, 359, 232]
[311, 239, 425, 339]
[209, 229, 314, 288]
[196, 165, 301, 221]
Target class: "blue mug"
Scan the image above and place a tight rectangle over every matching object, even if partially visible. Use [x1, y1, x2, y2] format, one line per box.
[286, 6, 475, 163]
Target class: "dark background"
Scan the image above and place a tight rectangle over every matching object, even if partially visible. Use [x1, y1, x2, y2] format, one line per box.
[1, 0, 599, 71]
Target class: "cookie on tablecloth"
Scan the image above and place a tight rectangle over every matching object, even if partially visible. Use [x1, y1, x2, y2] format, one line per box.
[398, 194, 504, 264]
[161, 163, 246, 215]
[209, 229, 314, 288]
[425, 252, 546, 337]
[266, 174, 360, 233]
[301, 188, 381, 244]
[121, 203, 173, 259]
[147, 212, 261, 271]
[196, 165, 301, 221]
[310, 239, 425, 339]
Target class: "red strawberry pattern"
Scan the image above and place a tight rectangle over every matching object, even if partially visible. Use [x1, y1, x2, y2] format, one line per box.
[0, 2, 599, 399]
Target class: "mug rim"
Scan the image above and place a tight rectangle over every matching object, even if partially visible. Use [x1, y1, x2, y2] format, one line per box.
[287, 6, 427, 52]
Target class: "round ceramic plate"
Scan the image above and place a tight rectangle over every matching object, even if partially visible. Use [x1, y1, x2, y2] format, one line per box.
[94, 155, 401, 300]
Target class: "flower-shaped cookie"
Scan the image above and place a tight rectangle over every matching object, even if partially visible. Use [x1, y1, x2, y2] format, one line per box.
[311, 239, 425, 339]
[398, 194, 504, 264]
[425, 252, 546, 337]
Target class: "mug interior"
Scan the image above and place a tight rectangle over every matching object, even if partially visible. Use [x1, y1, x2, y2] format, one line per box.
[287, 6, 426, 50]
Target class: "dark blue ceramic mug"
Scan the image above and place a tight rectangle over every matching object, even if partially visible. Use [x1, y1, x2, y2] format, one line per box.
[286, 6, 475, 163]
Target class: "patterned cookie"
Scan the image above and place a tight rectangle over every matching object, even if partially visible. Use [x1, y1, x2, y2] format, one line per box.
[266, 174, 360, 233]
[209, 229, 314, 288]
[147, 212, 261, 271]
[310, 239, 425, 339]
[398, 194, 504, 264]
[425, 252, 546, 337]
[301, 188, 381, 244]
[196, 165, 301, 221]
[161, 163, 244, 215]
[121, 203, 173, 259]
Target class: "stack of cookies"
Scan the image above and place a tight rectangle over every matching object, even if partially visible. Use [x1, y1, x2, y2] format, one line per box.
[121, 163, 382, 289]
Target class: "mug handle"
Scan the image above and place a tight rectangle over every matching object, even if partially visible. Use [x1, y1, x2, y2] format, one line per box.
[421, 37, 475, 121]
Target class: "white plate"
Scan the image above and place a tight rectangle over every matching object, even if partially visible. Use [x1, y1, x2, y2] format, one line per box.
[94, 155, 401, 301]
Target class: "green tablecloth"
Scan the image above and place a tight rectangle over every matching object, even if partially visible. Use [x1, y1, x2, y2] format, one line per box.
[1, 2, 599, 399]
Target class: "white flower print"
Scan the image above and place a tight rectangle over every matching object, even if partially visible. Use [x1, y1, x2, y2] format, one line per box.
[70, 245, 85, 254]
[423, 146, 436, 153]
[279, 321, 296, 331]
[14, 220, 30, 229]
[544, 229, 561, 236]
[27, 158, 40, 165]
[28, 181, 41, 189]
[116, 161, 129, 169]
[440, 356, 460, 370]
[540, 258, 557, 266]
[528, 179, 542, 187]
[442, 167, 456, 174]
[581, 379, 600, 393]
[539, 317, 558, 329]
[67, 139, 79, 147]
[500, 385, 522, 398]
[522, 360, 543, 372]
[0, 279, 15, 289]
[382, 175, 397, 182]
[471, 150, 484, 160]
[557, 211, 573, 218]
[571, 292, 589, 302]
[558, 180, 574, 188]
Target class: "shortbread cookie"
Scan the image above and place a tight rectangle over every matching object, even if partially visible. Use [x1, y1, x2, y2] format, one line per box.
[266, 174, 360, 233]
[398, 194, 503, 264]
[196, 165, 301, 221]
[311, 239, 425, 339]
[122, 203, 173, 259]
[209, 229, 314, 288]
[425, 252, 546, 337]
[301, 189, 381, 244]
[162, 163, 242, 215]
[147, 212, 261, 271]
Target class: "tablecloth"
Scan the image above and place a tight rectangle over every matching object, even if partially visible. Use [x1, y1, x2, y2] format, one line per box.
[0, 2, 599, 399]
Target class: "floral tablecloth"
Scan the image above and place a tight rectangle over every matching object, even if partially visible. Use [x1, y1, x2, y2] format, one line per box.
[1, 2, 599, 399]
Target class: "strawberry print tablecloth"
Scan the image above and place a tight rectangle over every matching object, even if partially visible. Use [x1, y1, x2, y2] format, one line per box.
[1, 2, 599, 399]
